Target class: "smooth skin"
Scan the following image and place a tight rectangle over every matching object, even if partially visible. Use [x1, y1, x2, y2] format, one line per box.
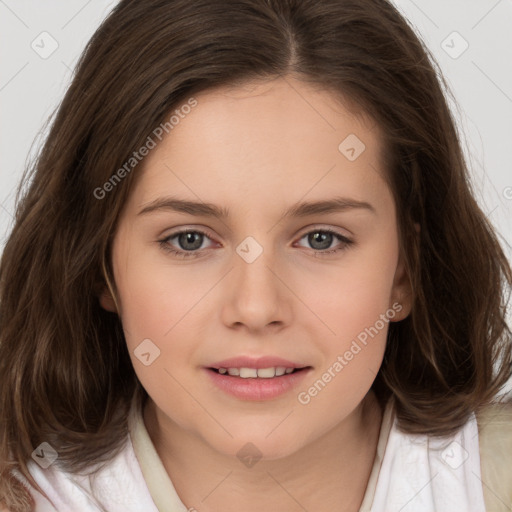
[100, 75, 413, 512]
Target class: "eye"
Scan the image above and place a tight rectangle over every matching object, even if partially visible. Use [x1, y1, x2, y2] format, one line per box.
[295, 228, 354, 256]
[158, 229, 215, 259]
[158, 227, 354, 259]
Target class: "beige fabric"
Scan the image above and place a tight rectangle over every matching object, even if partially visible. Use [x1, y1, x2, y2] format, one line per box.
[357, 395, 395, 511]
[476, 400, 512, 512]
[128, 392, 190, 512]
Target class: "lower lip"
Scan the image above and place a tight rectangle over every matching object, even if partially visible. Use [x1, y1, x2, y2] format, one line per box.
[204, 367, 312, 401]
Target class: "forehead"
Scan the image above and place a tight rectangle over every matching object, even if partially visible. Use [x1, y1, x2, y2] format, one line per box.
[178, 76, 380, 151]
[129, 76, 389, 216]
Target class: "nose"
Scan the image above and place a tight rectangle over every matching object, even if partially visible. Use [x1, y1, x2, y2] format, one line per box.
[220, 237, 291, 333]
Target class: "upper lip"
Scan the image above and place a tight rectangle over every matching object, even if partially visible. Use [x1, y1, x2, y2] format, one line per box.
[208, 356, 310, 370]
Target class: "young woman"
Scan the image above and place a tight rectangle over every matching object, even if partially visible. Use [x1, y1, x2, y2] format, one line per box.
[1, 0, 511, 511]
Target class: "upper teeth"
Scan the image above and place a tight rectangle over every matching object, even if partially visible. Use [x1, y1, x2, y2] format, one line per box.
[218, 367, 296, 378]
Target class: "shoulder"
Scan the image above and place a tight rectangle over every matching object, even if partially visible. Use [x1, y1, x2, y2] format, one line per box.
[10, 435, 158, 511]
[476, 399, 512, 446]
[475, 400, 512, 512]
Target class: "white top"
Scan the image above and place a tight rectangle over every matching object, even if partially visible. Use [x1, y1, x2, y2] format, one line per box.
[14, 393, 487, 512]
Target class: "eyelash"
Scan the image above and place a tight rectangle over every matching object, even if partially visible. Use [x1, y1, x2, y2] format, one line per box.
[158, 227, 354, 259]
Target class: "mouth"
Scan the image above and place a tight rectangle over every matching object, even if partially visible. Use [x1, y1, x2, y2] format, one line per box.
[204, 365, 313, 401]
[207, 366, 311, 378]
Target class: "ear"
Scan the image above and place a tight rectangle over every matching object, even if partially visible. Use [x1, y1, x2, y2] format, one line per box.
[98, 285, 118, 313]
[389, 223, 418, 322]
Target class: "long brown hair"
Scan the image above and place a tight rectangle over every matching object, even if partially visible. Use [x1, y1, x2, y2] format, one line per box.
[1, 0, 511, 509]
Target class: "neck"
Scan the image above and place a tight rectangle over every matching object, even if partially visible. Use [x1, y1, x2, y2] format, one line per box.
[144, 390, 384, 512]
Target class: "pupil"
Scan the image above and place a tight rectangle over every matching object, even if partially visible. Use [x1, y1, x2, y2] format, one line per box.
[180, 232, 202, 251]
[310, 231, 332, 250]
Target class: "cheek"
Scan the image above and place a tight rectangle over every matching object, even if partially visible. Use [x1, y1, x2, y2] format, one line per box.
[297, 228, 398, 341]
[331, 266, 396, 349]
[112, 254, 200, 407]
[291, 228, 398, 414]
[113, 239, 209, 344]
[294, 264, 392, 419]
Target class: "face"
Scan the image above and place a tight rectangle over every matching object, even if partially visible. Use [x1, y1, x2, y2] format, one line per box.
[100, 76, 412, 460]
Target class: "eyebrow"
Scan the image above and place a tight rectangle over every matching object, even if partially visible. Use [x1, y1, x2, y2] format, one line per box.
[137, 195, 376, 218]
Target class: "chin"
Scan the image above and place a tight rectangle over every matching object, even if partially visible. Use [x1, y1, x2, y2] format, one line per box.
[205, 429, 306, 463]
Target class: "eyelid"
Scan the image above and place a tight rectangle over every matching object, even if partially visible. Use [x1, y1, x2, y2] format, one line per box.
[296, 223, 353, 239]
[162, 224, 352, 244]
[159, 224, 354, 259]
[162, 225, 216, 239]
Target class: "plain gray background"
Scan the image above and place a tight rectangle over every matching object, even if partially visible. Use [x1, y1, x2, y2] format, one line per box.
[1, 0, 511, 395]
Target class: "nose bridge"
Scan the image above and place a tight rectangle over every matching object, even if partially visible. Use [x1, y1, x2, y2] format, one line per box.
[224, 230, 288, 328]
[235, 232, 277, 294]
[229, 205, 278, 269]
